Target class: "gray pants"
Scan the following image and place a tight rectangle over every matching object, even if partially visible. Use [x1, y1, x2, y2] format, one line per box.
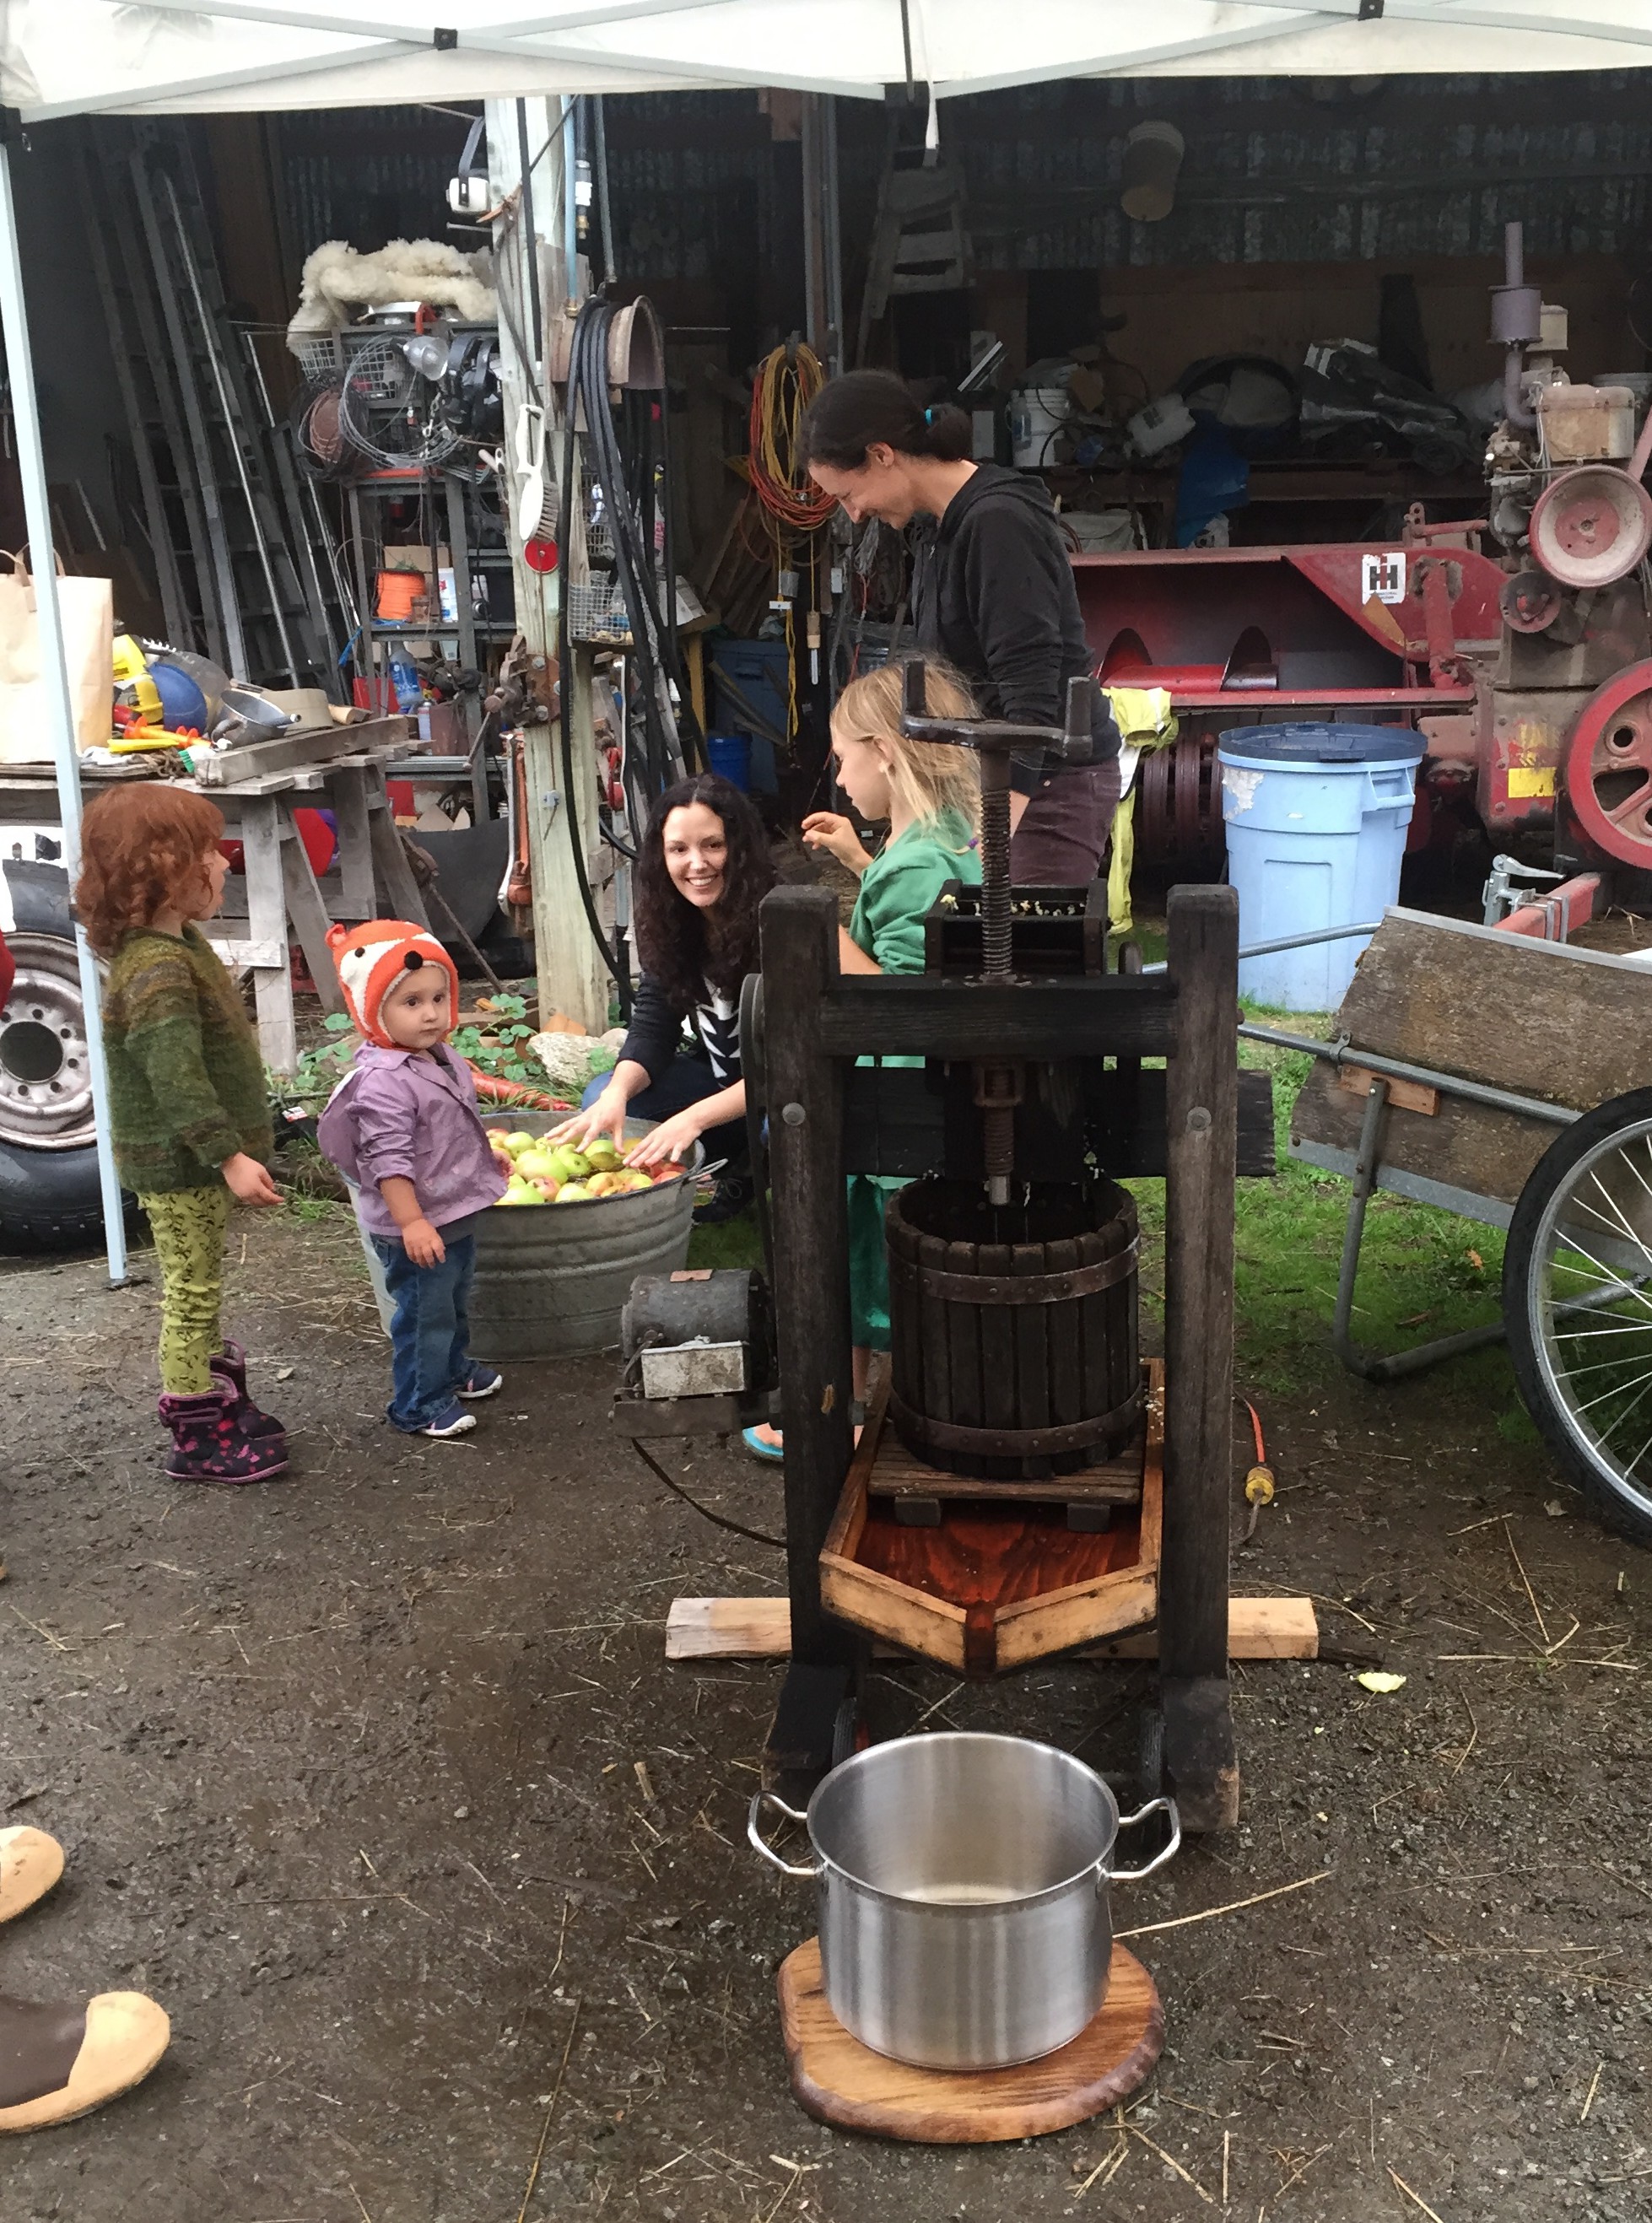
[1009, 757, 1124, 885]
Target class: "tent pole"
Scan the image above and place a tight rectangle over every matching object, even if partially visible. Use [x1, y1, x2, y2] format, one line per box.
[0, 134, 127, 1284]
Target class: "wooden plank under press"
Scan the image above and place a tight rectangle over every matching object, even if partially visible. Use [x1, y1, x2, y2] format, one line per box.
[664, 1592, 1320, 1662]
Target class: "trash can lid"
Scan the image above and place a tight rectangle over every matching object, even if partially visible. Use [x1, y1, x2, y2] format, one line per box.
[1217, 722, 1425, 766]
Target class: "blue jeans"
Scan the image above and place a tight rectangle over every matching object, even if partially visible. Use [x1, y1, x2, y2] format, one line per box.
[371, 1228, 478, 1430]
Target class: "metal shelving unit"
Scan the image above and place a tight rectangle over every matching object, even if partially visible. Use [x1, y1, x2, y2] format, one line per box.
[344, 467, 513, 825]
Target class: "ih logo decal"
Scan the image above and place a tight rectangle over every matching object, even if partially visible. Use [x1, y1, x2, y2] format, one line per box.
[1361, 551, 1406, 605]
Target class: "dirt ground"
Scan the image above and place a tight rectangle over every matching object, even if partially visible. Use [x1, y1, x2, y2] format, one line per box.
[3, 1202, 1649, 2223]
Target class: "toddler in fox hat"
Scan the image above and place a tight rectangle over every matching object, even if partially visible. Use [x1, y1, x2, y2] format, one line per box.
[318, 920, 507, 1438]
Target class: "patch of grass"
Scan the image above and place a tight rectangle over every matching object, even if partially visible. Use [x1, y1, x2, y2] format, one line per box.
[283, 1192, 348, 1227]
[1228, 1007, 1513, 1406]
[687, 1211, 764, 1273]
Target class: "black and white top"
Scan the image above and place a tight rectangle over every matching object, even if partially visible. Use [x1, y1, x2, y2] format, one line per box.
[619, 974, 742, 1089]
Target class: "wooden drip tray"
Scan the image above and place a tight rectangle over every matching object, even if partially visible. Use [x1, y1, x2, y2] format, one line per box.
[778, 1937, 1163, 2145]
[821, 1362, 1163, 1676]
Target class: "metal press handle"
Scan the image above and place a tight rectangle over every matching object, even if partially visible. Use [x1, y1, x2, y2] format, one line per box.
[1099, 1795, 1181, 1886]
[747, 1790, 818, 1879]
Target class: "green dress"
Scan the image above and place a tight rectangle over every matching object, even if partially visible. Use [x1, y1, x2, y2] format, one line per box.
[846, 810, 981, 1349]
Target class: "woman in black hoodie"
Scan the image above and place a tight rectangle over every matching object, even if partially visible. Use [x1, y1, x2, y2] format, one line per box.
[801, 370, 1120, 883]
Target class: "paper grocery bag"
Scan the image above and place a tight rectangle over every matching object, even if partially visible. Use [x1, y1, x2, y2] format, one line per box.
[0, 548, 115, 762]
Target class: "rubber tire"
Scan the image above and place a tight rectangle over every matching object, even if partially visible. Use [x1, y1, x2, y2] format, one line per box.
[1503, 1085, 1652, 1547]
[0, 1132, 111, 1251]
[0, 875, 122, 1252]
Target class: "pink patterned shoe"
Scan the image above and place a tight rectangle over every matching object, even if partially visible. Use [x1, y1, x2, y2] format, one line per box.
[208, 1339, 287, 1443]
[158, 1387, 289, 1486]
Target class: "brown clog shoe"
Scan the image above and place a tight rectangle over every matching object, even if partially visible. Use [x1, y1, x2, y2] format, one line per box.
[0, 1991, 170, 2133]
[0, 1828, 64, 1926]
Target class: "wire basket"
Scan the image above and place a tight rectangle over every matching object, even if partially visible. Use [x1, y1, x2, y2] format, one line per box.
[566, 580, 633, 644]
[293, 334, 342, 381]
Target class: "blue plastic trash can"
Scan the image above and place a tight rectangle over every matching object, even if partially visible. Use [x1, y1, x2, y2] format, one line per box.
[705, 732, 752, 791]
[1217, 723, 1424, 1011]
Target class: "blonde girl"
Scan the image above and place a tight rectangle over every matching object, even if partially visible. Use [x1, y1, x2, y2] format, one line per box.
[745, 660, 982, 1460]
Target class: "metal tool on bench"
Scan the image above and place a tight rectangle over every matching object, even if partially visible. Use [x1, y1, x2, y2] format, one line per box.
[211, 685, 299, 746]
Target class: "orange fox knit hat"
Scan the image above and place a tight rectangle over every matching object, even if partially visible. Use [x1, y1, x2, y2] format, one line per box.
[327, 920, 460, 1048]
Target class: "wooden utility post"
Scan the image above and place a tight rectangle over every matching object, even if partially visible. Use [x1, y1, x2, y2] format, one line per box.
[759, 886, 860, 1790]
[487, 96, 607, 1033]
[1160, 883, 1240, 1832]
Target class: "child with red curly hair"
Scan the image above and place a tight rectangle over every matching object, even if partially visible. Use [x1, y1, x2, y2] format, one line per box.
[77, 784, 287, 1485]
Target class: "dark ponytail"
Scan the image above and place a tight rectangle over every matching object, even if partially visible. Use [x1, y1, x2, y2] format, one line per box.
[799, 370, 972, 471]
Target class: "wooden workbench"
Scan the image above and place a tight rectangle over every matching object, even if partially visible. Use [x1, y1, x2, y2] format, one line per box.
[0, 723, 430, 1071]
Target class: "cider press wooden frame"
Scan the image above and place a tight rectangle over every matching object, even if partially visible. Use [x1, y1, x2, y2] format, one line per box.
[753, 880, 1244, 1832]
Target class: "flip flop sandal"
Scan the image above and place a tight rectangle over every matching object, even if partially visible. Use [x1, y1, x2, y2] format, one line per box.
[0, 1828, 64, 1927]
[0, 1991, 170, 2133]
[741, 1401, 866, 1466]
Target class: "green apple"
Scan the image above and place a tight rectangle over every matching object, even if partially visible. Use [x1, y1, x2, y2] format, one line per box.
[504, 1130, 536, 1155]
[514, 1147, 559, 1180]
[555, 1181, 591, 1201]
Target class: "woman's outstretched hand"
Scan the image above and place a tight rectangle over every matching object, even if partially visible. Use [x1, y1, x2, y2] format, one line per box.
[626, 1107, 704, 1169]
[548, 1086, 629, 1153]
[802, 812, 872, 877]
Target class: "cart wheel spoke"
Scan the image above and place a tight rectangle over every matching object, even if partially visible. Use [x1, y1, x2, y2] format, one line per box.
[1505, 1091, 1652, 1541]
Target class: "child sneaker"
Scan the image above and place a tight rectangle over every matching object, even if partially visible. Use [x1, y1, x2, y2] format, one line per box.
[455, 1365, 503, 1400]
[408, 1400, 475, 1439]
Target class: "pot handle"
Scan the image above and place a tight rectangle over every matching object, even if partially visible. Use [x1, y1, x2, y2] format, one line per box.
[1099, 1795, 1181, 1886]
[747, 1789, 818, 1879]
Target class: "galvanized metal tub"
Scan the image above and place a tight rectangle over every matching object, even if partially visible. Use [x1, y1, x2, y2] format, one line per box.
[467, 1120, 702, 1361]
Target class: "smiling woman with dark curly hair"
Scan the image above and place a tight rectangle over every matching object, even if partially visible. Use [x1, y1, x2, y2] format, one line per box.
[549, 772, 775, 1223]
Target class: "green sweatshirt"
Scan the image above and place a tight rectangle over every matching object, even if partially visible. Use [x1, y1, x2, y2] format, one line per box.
[848, 808, 981, 975]
[102, 924, 271, 1195]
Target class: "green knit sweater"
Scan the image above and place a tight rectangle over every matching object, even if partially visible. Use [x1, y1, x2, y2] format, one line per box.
[102, 924, 271, 1195]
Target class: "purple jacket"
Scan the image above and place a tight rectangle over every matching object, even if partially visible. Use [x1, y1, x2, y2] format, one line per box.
[318, 1042, 507, 1239]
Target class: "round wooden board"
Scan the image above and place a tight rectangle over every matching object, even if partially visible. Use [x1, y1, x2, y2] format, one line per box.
[775, 1938, 1163, 2144]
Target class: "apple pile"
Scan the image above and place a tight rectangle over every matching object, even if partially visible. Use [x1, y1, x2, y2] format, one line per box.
[487, 1128, 687, 1206]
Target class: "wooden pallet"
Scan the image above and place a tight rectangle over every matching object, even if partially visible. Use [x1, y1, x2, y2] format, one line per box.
[819, 1363, 1163, 1675]
[778, 1937, 1162, 2144]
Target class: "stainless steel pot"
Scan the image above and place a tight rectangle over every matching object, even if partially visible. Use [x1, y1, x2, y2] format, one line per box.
[748, 1731, 1179, 2070]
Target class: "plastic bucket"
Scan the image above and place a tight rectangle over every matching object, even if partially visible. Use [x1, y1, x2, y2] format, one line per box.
[1120, 121, 1185, 223]
[1010, 387, 1070, 470]
[706, 731, 752, 790]
[1217, 723, 1423, 1011]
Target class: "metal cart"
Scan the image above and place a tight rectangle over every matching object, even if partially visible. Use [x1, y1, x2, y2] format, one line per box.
[1282, 906, 1652, 1545]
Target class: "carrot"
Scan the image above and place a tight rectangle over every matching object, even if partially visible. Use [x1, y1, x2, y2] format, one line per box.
[467, 1066, 574, 1114]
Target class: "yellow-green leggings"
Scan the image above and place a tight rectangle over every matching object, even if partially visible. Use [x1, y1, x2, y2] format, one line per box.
[140, 1185, 230, 1395]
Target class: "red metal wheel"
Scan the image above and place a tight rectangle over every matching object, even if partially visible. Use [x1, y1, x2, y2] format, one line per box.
[1564, 660, 1652, 865]
[1138, 742, 1172, 861]
[1173, 732, 1201, 855]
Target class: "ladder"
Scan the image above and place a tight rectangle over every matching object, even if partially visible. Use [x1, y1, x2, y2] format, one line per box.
[76, 120, 342, 693]
[856, 118, 972, 362]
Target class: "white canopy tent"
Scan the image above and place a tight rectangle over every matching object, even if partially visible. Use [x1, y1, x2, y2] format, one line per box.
[7, 2, 1652, 114]
[3, 3, 1650, 1280]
